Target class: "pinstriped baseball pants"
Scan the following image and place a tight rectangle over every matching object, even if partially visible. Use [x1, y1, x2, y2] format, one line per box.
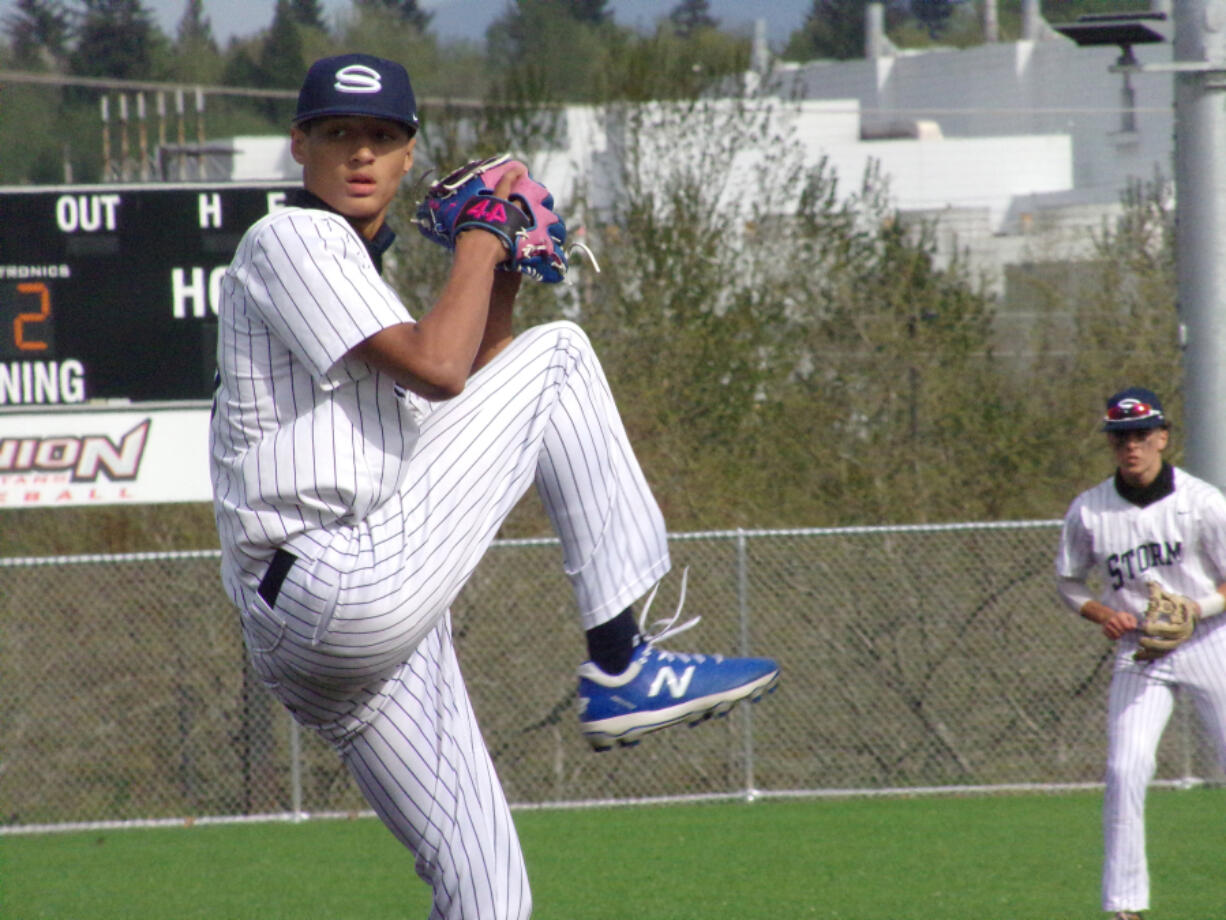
[1101, 619, 1226, 912]
[240, 321, 670, 919]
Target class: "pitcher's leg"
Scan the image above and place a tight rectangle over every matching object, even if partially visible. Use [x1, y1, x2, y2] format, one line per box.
[402, 321, 668, 625]
[252, 323, 654, 679]
[339, 617, 531, 920]
[533, 331, 669, 627]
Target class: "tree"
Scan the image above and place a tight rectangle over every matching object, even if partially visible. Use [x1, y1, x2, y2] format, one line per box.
[262, 0, 306, 89]
[566, 0, 611, 25]
[3, 0, 72, 68]
[486, 0, 622, 103]
[485, 0, 741, 104]
[791, 175, 1011, 521]
[598, 25, 750, 101]
[353, 0, 432, 32]
[911, 0, 955, 38]
[167, 0, 222, 84]
[290, 0, 325, 30]
[175, 0, 216, 50]
[69, 0, 162, 79]
[783, 0, 906, 61]
[669, 0, 717, 38]
[1011, 173, 1181, 504]
[499, 95, 1005, 528]
[220, 43, 264, 89]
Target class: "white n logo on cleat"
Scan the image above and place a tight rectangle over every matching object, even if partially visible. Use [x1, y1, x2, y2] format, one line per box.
[648, 665, 696, 699]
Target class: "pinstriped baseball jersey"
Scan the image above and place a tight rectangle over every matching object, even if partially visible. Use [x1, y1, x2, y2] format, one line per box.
[210, 203, 428, 595]
[1055, 466, 1226, 619]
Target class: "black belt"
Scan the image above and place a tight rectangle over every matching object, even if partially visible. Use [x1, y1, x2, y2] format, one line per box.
[258, 548, 297, 607]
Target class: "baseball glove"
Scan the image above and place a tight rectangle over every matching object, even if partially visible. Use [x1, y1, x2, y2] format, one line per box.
[1134, 580, 1198, 661]
[415, 152, 568, 284]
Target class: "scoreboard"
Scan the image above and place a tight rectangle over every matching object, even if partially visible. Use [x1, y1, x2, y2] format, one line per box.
[0, 182, 298, 407]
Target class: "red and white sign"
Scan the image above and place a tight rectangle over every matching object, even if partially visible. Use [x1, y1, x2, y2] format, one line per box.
[0, 402, 211, 507]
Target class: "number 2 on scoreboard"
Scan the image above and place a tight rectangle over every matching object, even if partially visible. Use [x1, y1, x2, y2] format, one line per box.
[14, 281, 51, 352]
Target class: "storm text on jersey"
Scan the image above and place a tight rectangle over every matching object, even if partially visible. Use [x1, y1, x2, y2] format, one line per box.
[1107, 541, 1184, 588]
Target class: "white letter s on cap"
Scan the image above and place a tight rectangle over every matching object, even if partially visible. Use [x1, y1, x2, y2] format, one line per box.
[334, 64, 382, 94]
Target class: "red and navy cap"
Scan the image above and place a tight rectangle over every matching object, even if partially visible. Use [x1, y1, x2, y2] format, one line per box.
[294, 53, 418, 133]
[1103, 386, 1168, 431]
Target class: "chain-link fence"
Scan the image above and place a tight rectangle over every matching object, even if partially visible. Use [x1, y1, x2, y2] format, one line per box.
[2, 522, 1222, 833]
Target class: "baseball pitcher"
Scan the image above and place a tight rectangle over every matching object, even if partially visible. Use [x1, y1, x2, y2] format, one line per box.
[209, 53, 779, 920]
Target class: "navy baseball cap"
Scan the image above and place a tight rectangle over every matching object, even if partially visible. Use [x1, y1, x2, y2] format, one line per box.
[1103, 386, 1168, 431]
[294, 53, 418, 132]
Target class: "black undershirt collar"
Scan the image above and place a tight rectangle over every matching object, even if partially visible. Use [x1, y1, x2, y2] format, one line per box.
[1114, 460, 1175, 508]
[286, 187, 397, 275]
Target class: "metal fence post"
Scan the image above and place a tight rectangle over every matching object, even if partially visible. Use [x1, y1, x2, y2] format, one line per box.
[289, 714, 304, 820]
[736, 528, 757, 799]
[1177, 700, 1196, 788]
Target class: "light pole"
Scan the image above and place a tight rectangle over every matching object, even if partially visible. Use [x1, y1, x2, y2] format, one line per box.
[1171, 0, 1226, 485]
[1055, 6, 1226, 488]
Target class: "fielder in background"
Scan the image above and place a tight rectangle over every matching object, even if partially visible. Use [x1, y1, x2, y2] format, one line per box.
[1054, 386, 1226, 920]
[209, 52, 779, 920]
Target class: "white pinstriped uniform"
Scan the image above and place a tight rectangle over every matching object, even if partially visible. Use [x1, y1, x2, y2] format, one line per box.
[1055, 466, 1226, 914]
[210, 203, 670, 919]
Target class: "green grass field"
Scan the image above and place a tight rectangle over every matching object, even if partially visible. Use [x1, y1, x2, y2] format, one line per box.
[4, 788, 1224, 919]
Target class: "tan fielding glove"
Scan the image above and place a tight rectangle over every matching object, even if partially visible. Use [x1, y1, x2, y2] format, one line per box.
[1135, 581, 1198, 662]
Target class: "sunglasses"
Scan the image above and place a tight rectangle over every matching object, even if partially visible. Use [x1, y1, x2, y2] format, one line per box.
[1107, 428, 1159, 444]
[1105, 401, 1161, 422]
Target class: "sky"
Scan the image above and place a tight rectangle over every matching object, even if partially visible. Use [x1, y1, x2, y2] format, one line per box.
[0, 0, 813, 50]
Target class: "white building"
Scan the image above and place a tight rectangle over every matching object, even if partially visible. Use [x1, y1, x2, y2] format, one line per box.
[755, 4, 1176, 291]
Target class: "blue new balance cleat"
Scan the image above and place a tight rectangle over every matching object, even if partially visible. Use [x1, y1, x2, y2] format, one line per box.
[578, 644, 779, 751]
[576, 572, 779, 751]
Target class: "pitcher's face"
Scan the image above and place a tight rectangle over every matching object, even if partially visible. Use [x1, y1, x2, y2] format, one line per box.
[292, 116, 415, 239]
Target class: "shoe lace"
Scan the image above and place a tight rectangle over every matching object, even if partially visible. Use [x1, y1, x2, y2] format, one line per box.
[637, 567, 701, 653]
[564, 241, 601, 285]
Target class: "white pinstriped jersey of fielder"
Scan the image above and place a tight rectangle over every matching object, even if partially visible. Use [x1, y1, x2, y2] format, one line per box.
[210, 202, 670, 920]
[1055, 466, 1226, 914]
